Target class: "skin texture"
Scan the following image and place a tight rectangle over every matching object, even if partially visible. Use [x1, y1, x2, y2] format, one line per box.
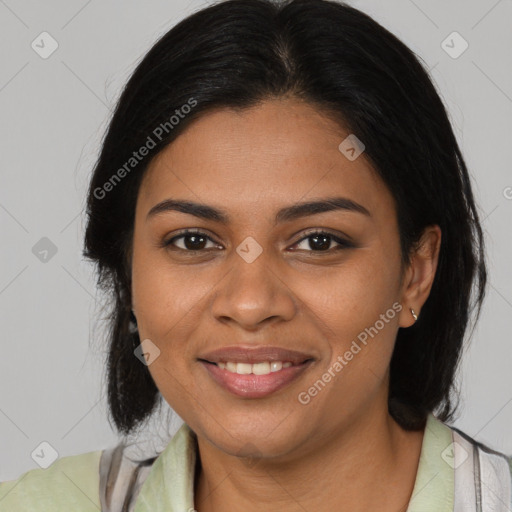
[131, 98, 441, 512]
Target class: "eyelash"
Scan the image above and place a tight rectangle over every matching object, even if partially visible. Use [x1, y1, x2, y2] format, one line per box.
[162, 228, 354, 254]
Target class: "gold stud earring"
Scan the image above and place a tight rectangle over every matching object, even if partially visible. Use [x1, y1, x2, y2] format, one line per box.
[410, 308, 418, 322]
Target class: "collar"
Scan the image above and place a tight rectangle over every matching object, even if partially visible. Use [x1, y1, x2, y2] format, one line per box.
[406, 412, 454, 512]
[133, 413, 454, 512]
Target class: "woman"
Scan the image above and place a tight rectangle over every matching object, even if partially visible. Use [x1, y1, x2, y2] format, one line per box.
[1, 0, 510, 510]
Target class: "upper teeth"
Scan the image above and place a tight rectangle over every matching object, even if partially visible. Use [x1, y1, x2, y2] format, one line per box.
[218, 361, 293, 375]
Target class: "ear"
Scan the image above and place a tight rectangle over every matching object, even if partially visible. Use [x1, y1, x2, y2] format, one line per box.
[398, 225, 442, 328]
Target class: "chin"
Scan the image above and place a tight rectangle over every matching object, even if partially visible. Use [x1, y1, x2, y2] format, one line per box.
[200, 417, 309, 461]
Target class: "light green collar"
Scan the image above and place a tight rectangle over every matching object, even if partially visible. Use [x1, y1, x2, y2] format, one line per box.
[134, 422, 197, 512]
[406, 412, 454, 512]
[134, 413, 454, 511]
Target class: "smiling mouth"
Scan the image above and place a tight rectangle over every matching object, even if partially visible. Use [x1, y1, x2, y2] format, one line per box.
[198, 357, 315, 398]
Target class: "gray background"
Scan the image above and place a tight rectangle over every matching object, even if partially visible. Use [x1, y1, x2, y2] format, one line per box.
[0, 0, 511, 481]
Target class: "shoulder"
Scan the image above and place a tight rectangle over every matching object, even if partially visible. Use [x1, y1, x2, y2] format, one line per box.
[445, 421, 512, 509]
[0, 448, 103, 511]
[449, 422, 512, 470]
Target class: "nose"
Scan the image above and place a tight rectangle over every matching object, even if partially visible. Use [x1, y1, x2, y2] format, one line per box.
[210, 249, 297, 330]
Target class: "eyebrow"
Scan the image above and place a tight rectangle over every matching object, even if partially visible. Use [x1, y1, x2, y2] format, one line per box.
[146, 196, 371, 224]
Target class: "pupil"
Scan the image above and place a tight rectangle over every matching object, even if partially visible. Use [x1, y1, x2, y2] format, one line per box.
[310, 235, 330, 251]
[185, 235, 206, 250]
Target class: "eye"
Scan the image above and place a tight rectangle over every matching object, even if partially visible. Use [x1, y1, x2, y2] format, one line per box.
[163, 229, 220, 252]
[291, 230, 354, 252]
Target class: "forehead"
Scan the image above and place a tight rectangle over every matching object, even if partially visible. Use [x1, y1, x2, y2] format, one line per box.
[137, 99, 394, 221]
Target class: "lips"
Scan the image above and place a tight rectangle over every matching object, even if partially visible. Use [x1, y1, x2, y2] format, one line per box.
[197, 345, 316, 398]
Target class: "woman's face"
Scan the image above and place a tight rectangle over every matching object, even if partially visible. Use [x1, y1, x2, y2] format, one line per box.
[131, 98, 427, 460]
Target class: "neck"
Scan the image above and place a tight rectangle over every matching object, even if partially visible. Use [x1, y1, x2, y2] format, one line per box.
[193, 407, 425, 512]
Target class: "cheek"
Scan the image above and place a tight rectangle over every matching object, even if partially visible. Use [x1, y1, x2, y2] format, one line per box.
[313, 248, 401, 330]
[130, 245, 220, 410]
[299, 264, 401, 423]
[311, 247, 402, 390]
[131, 246, 204, 413]
[131, 236, 206, 335]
